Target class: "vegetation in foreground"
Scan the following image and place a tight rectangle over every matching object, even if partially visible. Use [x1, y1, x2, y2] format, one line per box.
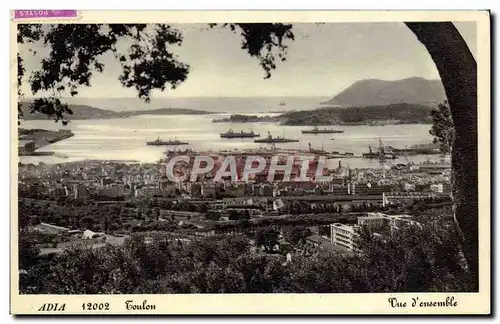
[19, 213, 475, 294]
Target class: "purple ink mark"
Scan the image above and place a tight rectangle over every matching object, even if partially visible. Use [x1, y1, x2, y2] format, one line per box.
[14, 10, 78, 19]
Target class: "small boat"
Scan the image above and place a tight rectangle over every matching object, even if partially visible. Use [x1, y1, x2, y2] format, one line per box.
[279, 102, 286, 106]
[147, 137, 189, 146]
[254, 131, 299, 143]
[220, 129, 260, 139]
[302, 126, 344, 134]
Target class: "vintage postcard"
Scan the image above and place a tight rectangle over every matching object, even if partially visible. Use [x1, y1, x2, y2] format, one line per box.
[10, 10, 490, 315]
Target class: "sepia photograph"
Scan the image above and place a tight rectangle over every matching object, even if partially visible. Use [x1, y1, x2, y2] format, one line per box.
[10, 10, 490, 315]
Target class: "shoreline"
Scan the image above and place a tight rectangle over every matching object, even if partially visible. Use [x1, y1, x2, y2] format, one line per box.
[18, 128, 74, 156]
[18, 155, 450, 168]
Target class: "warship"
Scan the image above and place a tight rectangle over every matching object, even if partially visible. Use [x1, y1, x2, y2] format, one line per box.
[254, 131, 299, 143]
[146, 137, 189, 146]
[301, 126, 344, 134]
[362, 138, 397, 160]
[220, 129, 260, 138]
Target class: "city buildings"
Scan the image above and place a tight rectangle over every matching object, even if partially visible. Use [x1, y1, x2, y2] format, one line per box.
[330, 223, 360, 251]
[357, 215, 386, 230]
[329, 213, 419, 251]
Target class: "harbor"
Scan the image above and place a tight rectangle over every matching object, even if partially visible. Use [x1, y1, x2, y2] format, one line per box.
[18, 116, 446, 168]
[18, 128, 74, 157]
[13, 16, 483, 302]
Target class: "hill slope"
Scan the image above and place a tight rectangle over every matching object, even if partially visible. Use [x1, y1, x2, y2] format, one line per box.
[279, 103, 434, 126]
[322, 77, 446, 107]
[19, 103, 211, 120]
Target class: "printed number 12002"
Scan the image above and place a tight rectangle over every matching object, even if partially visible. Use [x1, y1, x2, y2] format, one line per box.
[82, 303, 110, 311]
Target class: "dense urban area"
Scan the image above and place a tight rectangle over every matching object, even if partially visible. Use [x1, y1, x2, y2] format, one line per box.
[18, 147, 473, 294]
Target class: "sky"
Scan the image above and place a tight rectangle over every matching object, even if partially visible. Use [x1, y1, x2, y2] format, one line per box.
[19, 22, 477, 98]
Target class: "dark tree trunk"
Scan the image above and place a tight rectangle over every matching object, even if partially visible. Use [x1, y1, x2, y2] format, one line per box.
[405, 22, 478, 288]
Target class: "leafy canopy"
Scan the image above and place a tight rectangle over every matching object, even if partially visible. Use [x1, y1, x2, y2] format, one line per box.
[17, 23, 294, 124]
[19, 218, 475, 294]
[429, 101, 454, 154]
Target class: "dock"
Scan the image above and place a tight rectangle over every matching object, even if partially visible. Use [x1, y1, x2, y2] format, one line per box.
[18, 128, 74, 156]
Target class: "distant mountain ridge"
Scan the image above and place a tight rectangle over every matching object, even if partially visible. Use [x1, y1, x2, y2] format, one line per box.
[322, 77, 446, 107]
[19, 103, 212, 120]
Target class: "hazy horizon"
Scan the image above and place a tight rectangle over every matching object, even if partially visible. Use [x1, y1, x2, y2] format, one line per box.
[30, 96, 333, 113]
[23, 77, 443, 100]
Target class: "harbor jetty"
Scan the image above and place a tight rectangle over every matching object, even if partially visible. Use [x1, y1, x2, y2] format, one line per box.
[18, 128, 74, 156]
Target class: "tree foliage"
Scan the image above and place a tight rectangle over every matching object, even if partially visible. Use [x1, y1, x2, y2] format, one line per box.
[283, 226, 310, 245]
[19, 216, 475, 294]
[281, 103, 434, 126]
[429, 101, 454, 154]
[18, 233, 40, 271]
[17, 23, 294, 123]
[208, 23, 294, 79]
[254, 226, 279, 252]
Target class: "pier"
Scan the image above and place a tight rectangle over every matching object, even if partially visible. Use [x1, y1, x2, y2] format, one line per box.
[18, 128, 74, 156]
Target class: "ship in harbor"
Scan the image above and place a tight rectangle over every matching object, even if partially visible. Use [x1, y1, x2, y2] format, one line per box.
[301, 126, 344, 134]
[146, 137, 189, 146]
[327, 151, 355, 158]
[362, 138, 397, 160]
[254, 131, 299, 143]
[220, 129, 260, 139]
[390, 143, 441, 155]
[307, 142, 328, 155]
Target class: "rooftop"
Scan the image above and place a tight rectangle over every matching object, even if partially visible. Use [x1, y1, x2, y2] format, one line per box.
[331, 223, 356, 232]
[358, 215, 386, 220]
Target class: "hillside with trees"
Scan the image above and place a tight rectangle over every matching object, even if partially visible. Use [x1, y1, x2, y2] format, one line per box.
[279, 103, 434, 126]
[19, 102, 211, 120]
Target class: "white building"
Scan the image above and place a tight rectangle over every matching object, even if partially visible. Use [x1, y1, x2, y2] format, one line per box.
[330, 213, 419, 252]
[362, 212, 418, 232]
[83, 229, 97, 239]
[430, 183, 444, 193]
[330, 223, 360, 251]
[273, 198, 285, 211]
[386, 214, 420, 231]
[357, 215, 386, 230]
